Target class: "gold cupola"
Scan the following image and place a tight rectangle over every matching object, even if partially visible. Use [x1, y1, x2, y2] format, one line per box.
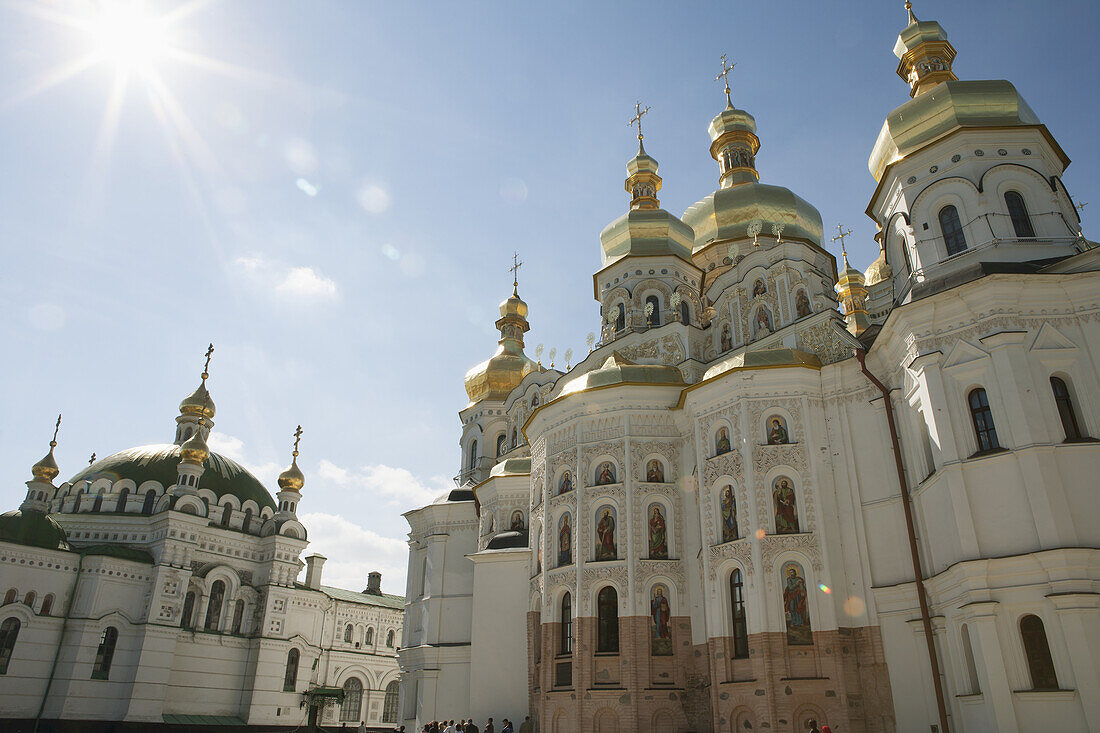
[463, 270, 539, 405]
[895, 1, 958, 98]
[836, 245, 871, 336]
[31, 414, 62, 484]
[179, 343, 216, 420]
[278, 425, 305, 493]
[864, 229, 893, 286]
[179, 418, 210, 465]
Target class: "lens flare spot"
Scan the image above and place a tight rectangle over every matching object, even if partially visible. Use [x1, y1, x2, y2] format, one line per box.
[755, 529, 766, 540]
[295, 178, 318, 197]
[381, 244, 400, 261]
[818, 584, 831, 594]
[843, 595, 866, 617]
[500, 177, 528, 202]
[358, 184, 391, 214]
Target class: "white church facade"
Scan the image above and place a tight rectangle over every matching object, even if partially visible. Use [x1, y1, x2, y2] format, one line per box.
[0, 362, 405, 731]
[398, 7, 1100, 733]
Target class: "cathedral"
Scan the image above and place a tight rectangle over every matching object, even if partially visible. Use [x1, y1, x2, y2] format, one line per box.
[397, 5, 1100, 733]
[0, 355, 405, 730]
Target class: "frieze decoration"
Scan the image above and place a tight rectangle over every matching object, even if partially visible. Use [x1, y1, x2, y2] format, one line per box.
[545, 566, 574, 589]
[703, 450, 744, 488]
[547, 428, 574, 456]
[583, 484, 625, 503]
[581, 419, 624, 444]
[630, 440, 680, 482]
[581, 563, 629, 611]
[617, 334, 685, 366]
[548, 447, 577, 480]
[632, 415, 679, 438]
[761, 532, 821, 574]
[531, 466, 545, 510]
[636, 558, 685, 596]
[548, 489, 576, 515]
[796, 318, 853, 365]
[635, 482, 679, 501]
[581, 441, 625, 483]
[707, 540, 754, 588]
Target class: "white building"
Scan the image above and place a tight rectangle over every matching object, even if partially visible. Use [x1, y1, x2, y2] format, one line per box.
[399, 6, 1100, 733]
[0, 365, 404, 731]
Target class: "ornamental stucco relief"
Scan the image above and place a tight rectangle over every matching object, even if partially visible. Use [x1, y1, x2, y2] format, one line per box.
[630, 440, 680, 482]
[761, 532, 822, 573]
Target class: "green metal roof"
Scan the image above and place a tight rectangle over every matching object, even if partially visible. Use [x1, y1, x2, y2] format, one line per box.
[80, 544, 155, 564]
[67, 444, 276, 510]
[163, 714, 246, 725]
[318, 585, 405, 610]
[0, 510, 70, 551]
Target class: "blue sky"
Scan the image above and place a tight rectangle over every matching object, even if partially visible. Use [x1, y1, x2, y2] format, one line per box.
[1, 0, 1096, 592]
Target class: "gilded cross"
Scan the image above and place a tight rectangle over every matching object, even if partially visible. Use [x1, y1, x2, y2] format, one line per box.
[1076, 201, 1088, 214]
[292, 425, 303, 456]
[202, 343, 214, 378]
[89, 453, 96, 465]
[51, 413, 61, 447]
[510, 252, 524, 290]
[716, 54, 736, 106]
[629, 101, 650, 142]
[832, 223, 853, 255]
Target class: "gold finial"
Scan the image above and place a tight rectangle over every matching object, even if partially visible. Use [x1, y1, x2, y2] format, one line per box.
[629, 101, 651, 152]
[31, 414, 62, 483]
[278, 425, 306, 493]
[716, 54, 736, 108]
[905, 0, 918, 24]
[832, 223, 853, 264]
[88, 452, 96, 466]
[202, 343, 214, 381]
[510, 251, 524, 294]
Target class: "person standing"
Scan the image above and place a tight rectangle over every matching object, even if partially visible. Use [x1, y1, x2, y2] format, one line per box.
[501, 720, 513, 733]
[518, 716, 533, 733]
[485, 718, 495, 733]
[465, 720, 479, 733]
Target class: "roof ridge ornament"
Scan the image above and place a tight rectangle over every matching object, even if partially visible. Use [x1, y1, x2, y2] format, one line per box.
[905, 0, 918, 24]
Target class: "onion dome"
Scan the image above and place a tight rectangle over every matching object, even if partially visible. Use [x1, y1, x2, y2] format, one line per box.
[0, 510, 70, 551]
[180, 344, 216, 419]
[464, 281, 539, 405]
[894, 1, 957, 98]
[30, 414, 62, 483]
[865, 248, 892, 286]
[836, 250, 870, 336]
[277, 425, 305, 493]
[560, 352, 685, 396]
[179, 420, 210, 465]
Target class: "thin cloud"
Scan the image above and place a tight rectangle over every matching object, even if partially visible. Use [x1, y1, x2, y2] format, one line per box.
[298, 512, 409, 593]
[235, 255, 338, 301]
[317, 459, 450, 508]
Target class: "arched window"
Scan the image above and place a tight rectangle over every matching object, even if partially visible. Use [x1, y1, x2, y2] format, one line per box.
[242, 507, 253, 532]
[645, 295, 661, 326]
[3, 589, 15, 605]
[205, 580, 225, 631]
[340, 677, 363, 721]
[91, 627, 118, 679]
[730, 569, 748, 659]
[679, 300, 690, 325]
[496, 434, 507, 457]
[1005, 191, 1035, 238]
[117, 487, 129, 512]
[468, 440, 478, 471]
[968, 388, 1000, 452]
[960, 623, 980, 694]
[382, 680, 400, 724]
[231, 599, 245, 634]
[0, 618, 20, 675]
[365, 627, 374, 645]
[283, 648, 300, 691]
[23, 592, 35, 609]
[181, 591, 196, 629]
[560, 592, 572, 655]
[1050, 377, 1084, 440]
[1021, 615, 1058, 690]
[895, 231, 913, 275]
[386, 629, 395, 648]
[344, 624, 354, 643]
[141, 489, 155, 515]
[939, 205, 968, 256]
[221, 504, 233, 528]
[596, 586, 619, 653]
[418, 556, 428, 597]
[92, 488, 105, 512]
[614, 303, 625, 332]
[40, 594, 54, 617]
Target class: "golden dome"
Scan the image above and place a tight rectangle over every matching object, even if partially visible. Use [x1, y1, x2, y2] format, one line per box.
[464, 346, 538, 404]
[31, 449, 59, 483]
[865, 250, 892, 285]
[600, 208, 695, 266]
[179, 379, 216, 420]
[499, 289, 528, 319]
[179, 424, 210, 465]
[683, 182, 824, 252]
[837, 251, 865, 288]
[559, 352, 685, 396]
[278, 458, 304, 493]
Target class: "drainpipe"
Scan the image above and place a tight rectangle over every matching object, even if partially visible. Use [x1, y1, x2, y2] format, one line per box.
[35, 552, 85, 733]
[855, 348, 951, 733]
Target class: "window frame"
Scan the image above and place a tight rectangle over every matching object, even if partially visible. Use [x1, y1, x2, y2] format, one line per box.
[596, 586, 619, 654]
[967, 388, 1001, 453]
[0, 617, 20, 675]
[1004, 191, 1036, 239]
[339, 677, 364, 722]
[1050, 377, 1084, 440]
[730, 569, 749, 659]
[559, 592, 572, 656]
[1020, 614, 1059, 690]
[90, 626, 118, 680]
[283, 647, 300, 692]
[939, 204, 968, 256]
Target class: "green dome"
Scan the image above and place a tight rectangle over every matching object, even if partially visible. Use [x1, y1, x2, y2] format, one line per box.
[68, 444, 276, 510]
[0, 510, 70, 551]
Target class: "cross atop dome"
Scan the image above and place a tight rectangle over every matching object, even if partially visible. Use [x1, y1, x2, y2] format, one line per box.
[510, 251, 523, 294]
[716, 54, 736, 108]
[629, 101, 650, 150]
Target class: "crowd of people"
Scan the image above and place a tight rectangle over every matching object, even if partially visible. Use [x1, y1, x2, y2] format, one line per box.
[415, 715, 534, 733]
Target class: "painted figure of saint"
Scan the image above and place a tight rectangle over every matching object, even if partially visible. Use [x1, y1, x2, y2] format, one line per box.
[715, 427, 732, 455]
[595, 506, 617, 561]
[511, 510, 525, 531]
[651, 585, 672, 656]
[773, 478, 800, 534]
[752, 279, 767, 298]
[537, 532, 543, 573]
[721, 324, 733, 352]
[648, 504, 668, 559]
[721, 486, 738, 543]
[782, 562, 813, 645]
[767, 416, 789, 445]
[559, 470, 573, 495]
[487, 513, 494, 533]
[596, 461, 616, 486]
[755, 307, 773, 335]
[795, 289, 812, 318]
[558, 513, 572, 566]
[646, 459, 664, 483]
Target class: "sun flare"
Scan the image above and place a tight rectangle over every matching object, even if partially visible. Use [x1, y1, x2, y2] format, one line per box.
[88, 2, 171, 74]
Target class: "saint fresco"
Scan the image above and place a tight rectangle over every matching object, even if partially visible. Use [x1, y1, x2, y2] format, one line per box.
[511, 510, 525, 531]
[767, 416, 789, 445]
[773, 477, 800, 534]
[721, 324, 733, 352]
[559, 470, 573, 495]
[646, 459, 664, 483]
[721, 486, 738, 543]
[795, 289, 812, 318]
[715, 427, 732, 455]
[648, 504, 668, 559]
[558, 513, 572, 566]
[596, 461, 616, 486]
[752, 279, 767, 298]
[754, 306, 773, 336]
[595, 506, 617, 561]
[650, 584, 672, 656]
[782, 562, 813, 645]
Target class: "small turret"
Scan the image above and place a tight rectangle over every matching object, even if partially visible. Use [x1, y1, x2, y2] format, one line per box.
[173, 417, 209, 494]
[894, 1, 958, 98]
[275, 425, 304, 518]
[832, 225, 871, 336]
[22, 414, 62, 513]
[175, 343, 216, 444]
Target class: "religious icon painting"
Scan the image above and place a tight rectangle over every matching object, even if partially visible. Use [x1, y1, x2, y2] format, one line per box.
[720, 486, 738, 543]
[648, 503, 669, 559]
[646, 459, 665, 483]
[595, 461, 616, 486]
[752, 278, 767, 298]
[559, 470, 573, 495]
[715, 427, 732, 455]
[773, 477, 800, 534]
[650, 584, 673, 656]
[594, 505, 617, 561]
[558, 513, 572, 566]
[782, 561, 813, 645]
[766, 415, 790, 445]
[795, 289, 812, 318]
[536, 531, 543, 573]
[510, 510, 525, 531]
[753, 306, 773, 336]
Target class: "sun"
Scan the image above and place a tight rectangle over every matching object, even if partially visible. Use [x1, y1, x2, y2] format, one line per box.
[88, 2, 171, 75]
